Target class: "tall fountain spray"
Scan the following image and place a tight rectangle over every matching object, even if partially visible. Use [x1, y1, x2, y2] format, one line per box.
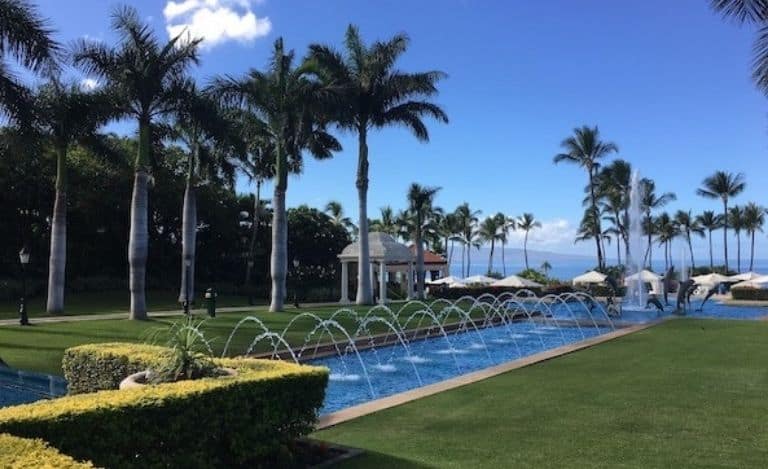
[626, 171, 647, 308]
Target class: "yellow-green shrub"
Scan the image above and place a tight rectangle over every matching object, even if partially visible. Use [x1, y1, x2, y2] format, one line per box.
[62, 342, 168, 394]
[1, 355, 329, 468]
[0, 433, 94, 468]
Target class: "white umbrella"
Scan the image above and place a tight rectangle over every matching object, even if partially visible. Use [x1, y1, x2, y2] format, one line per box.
[491, 275, 542, 288]
[462, 275, 496, 285]
[728, 272, 762, 282]
[447, 281, 468, 288]
[624, 269, 661, 281]
[426, 275, 462, 286]
[572, 270, 606, 286]
[732, 275, 768, 289]
[691, 273, 729, 286]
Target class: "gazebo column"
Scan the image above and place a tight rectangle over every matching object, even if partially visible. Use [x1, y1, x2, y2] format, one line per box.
[369, 261, 375, 295]
[406, 262, 414, 300]
[379, 262, 387, 304]
[339, 261, 350, 304]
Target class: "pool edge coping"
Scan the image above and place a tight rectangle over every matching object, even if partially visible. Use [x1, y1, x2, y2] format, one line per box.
[316, 317, 669, 430]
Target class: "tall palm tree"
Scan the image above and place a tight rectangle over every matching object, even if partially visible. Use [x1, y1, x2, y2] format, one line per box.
[454, 203, 481, 277]
[73, 6, 200, 319]
[499, 214, 515, 276]
[553, 126, 618, 269]
[640, 178, 676, 269]
[370, 206, 399, 236]
[696, 210, 723, 271]
[437, 212, 460, 272]
[729, 205, 746, 273]
[34, 80, 113, 314]
[310, 25, 448, 305]
[0, 0, 59, 123]
[597, 159, 632, 259]
[325, 200, 356, 236]
[541, 261, 552, 276]
[711, 0, 768, 91]
[212, 38, 341, 312]
[517, 213, 541, 270]
[167, 83, 240, 305]
[742, 202, 765, 271]
[696, 171, 746, 272]
[674, 210, 705, 269]
[655, 212, 678, 271]
[478, 215, 503, 274]
[406, 183, 441, 299]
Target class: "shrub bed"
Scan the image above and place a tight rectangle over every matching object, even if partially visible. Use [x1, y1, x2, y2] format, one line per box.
[731, 287, 768, 301]
[3, 353, 328, 468]
[430, 285, 548, 300]
[0, 433, 94, 468]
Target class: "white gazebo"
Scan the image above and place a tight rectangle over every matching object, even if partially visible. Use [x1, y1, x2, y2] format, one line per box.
[572, 270, 607, 286]
[491, 275, 543, 288]
[337, 232, 414, 304]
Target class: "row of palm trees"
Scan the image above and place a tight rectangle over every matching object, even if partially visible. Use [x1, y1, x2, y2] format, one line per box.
[4, 2, 448, 317]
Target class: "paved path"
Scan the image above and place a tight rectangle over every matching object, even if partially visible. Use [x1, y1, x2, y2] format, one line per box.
[0, 302, 341, 327]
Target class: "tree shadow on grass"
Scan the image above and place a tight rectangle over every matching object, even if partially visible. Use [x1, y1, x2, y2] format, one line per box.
[336, 451, 436, 468]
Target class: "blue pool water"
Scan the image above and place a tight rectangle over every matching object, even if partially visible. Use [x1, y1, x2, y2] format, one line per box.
[0, 366, 67, 408]
[311, 321, 610, 414]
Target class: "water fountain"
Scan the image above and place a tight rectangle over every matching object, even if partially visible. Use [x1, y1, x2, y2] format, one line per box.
[625, 170, 648, 310]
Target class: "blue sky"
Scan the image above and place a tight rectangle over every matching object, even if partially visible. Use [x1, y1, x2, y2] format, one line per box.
[35, 0, 768, 259]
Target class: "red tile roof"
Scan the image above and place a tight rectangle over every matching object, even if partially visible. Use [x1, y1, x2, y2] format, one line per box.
[409, 246, 447, 264]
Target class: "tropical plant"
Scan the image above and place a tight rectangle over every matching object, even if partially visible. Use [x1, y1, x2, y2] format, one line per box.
[33, 79, 113, 314]
[147, 316, 217, 383]
[0, 0, 59, 123]
[696, 210, 723, 270]
[478, 215, 504, 274]
[310, 25, 448, 305]
[711, 0, 768, 91]
[73, 6, 201, 319]
[370, 206, 399, 236]
[500, 214, 516, 276]
[406, 183, 441, 299]
[655, 212, 678, 271]
[540, 260, 552, 276]
[597, 159, 632, 260]
[742, 202, 765, 271]
[554, 126, 618, 269]
[640, 178, 676, 269]
[674, 210, 705, 269]
[517, 213, 541, 270]
[211, 38, 341, 311]
[437, 211, 460, 271]
[696, 171, 746, 272]
[454, 203, 481, 277]
[324, 200, 356, 236]
[728, 205, 745, 273]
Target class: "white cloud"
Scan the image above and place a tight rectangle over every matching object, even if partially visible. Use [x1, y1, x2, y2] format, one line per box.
[80, 78, 100, 91]
[163, 0, 271, 49]
[507, 218, 577, 248]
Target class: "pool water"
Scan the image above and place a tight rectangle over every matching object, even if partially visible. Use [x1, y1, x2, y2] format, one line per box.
[0, 366, 67, 408]
[312, 321, 610, 414]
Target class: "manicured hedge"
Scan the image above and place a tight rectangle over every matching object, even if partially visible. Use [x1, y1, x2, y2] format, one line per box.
[0, 433, 94, 468]
[431, 285, 545, 300]
[1, 354, 329, 468]
[62, 342, 168, 394]
[731, 287, 768, 301]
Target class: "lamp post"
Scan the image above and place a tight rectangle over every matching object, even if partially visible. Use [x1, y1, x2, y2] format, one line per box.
[292, 258, 300, 308]
[183, 258, 192, 316]
[18, 247, 30, 326]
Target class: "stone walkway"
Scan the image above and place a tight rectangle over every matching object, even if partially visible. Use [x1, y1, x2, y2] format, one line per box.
[0, 302, 339, 327]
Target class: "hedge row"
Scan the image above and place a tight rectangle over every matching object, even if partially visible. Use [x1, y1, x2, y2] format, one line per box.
[2, 350, 329, 468]
[731, 287, 768, 301]
[0, 433, 94, 468]
[430, 284, 628, 300]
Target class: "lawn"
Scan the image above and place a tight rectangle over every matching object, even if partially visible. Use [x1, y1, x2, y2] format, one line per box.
[315, 319, 768, 468]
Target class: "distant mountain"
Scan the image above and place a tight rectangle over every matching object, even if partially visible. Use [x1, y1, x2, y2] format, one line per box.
[466, 247, 594, 263]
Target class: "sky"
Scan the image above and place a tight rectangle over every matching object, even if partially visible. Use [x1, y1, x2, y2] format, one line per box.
[33, 0, 768, 260]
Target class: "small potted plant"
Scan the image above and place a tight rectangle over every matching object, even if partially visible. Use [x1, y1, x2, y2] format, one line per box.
[120, 316, 236, 389]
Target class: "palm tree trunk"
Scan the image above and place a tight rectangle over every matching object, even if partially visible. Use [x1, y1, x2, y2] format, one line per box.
[616, 236, 621, 266]
[588, 171, 603, 269]
[178, 180, 197, 304]
[269, 141, 288, 312]
[708, 229, 714, 270]
[46, 145, 67, 315]
[501, 240, 506, 276]
[524, 231, 529, 270]
[723, 200, 729, 272]
[356, 128, 373, 305]
[460, 243, 465, 278]
[466, 243, 472, 277]
[687, 234, 695, 269]
[244, 178, 261, 305]
[129, 120, 150, 320]
[416, 222, 425, 299]
[750, 231, 755, 271]
[444, 235, 450, 274]
[487, 239, 494, 274]
[736, 231, 741, 273]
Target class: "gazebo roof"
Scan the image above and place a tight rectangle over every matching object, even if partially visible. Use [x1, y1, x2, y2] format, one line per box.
[338, 232, 413, 263]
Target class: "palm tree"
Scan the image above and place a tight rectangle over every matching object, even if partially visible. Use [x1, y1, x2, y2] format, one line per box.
[212, 38, 341, 312]
[167, 83, 240, 305]
[325, 200, 356, 236]
[370, 206, 399, 236]
[437, 211, 460, 272]
[640, 178, 676, 269]
[310, 25, 448, 305]
[742, 202, 765, 271]
[0, 0, 59, 123]
[597, 159, 632, 260]
[554, 126, 618, 269]
[541, 261, 552, 276]
[34, 80, 113, 314]
[655, 212, 678, 271]
[406, 183, 441, 299]
[674, 210, 705, 269]
[478, 215, 503, 274]
[696, 210, 723, 270]
[517, 213, 541, 270]
[729, 205, 745, 273]
[499, 214, 515, 276]
[454, 203, 481, 277]
[711, 0, 768, 91]
[697, 171, 746, 272]
[73, 6, 200, 319]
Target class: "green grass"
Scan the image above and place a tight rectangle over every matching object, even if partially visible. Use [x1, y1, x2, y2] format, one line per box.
[315, 319, 768, 468]
[0, 290, 257, 319]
